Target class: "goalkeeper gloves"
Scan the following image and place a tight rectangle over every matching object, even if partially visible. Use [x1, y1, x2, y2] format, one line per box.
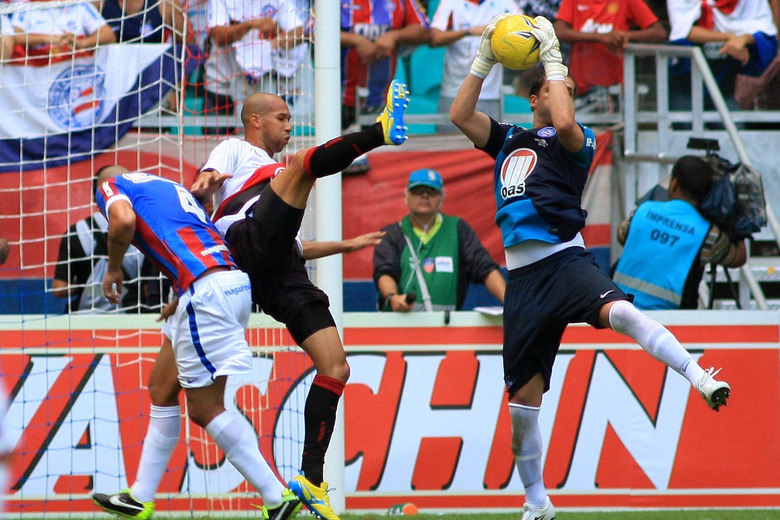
[470, 13, 509, 78]
[531, 16, 568, 81]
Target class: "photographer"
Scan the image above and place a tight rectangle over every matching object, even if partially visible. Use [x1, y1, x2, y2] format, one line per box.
[612, 155, 746, 310]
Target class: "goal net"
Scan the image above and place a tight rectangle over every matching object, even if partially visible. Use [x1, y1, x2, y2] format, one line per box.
[0, 0, 319, 516]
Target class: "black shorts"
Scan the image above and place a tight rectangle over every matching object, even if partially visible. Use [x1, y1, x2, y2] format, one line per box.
[225, 187, 334, 344]
[503, 247, 629, 396]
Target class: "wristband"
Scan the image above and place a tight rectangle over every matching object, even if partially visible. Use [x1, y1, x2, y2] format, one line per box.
[385, 293, 396, 307]
[547, 75, 566, 82]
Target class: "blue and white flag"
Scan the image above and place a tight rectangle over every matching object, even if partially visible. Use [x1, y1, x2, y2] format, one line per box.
[0, 44, 178, 172]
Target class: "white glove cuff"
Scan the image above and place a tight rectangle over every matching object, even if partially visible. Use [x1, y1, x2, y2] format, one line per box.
[543, 62, 568, 80]
[470, 56, 494, 78]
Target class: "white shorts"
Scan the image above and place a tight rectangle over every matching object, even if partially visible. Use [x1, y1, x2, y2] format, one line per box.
[168, 269, 253, 389]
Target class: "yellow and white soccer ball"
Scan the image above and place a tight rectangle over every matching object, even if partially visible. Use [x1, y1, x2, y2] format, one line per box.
[490, 14, 541, 71]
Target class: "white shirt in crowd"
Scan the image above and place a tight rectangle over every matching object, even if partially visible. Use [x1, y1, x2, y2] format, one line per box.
[431, 0, 520, 100]
[206, 0, 308, 96]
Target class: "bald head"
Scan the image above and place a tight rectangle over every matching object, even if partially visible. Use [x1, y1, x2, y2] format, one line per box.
[241, 92, 287, 127]
[93, 165, 130, 196]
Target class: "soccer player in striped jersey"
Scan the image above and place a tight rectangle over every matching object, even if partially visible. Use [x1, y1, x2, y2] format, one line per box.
[91, 168, 301, 520]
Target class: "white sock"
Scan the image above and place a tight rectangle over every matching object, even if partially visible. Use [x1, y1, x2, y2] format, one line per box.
[509, 403, 547, 508]
[131, 405, 181, 503]
[205, 411, 285, 506]
[608, 300, 704, 386]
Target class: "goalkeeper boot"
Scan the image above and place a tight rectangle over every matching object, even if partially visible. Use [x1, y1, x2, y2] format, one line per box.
[521, 497, 556, 520]
[261, 489, 302, 520]
[376, 79, 409, 145]
[698, 367, 731, 411]
[288, 475, 340, 520]
[92, 489, 155, 520]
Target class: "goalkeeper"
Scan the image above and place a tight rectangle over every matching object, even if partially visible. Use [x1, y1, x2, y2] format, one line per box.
[450, 15, 732, 520]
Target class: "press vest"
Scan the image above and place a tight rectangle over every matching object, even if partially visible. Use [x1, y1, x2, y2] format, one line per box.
[398, 215, 460, 311]
[613, 199, 710, 309]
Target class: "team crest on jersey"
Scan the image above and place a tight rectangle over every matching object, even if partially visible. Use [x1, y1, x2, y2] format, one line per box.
[537, 126, 556, 138]
[500, 148, 537, 199]
[423, 257, 435, 273]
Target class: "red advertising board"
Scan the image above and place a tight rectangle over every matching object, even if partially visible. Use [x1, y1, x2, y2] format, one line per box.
[0, 311, 778, 515]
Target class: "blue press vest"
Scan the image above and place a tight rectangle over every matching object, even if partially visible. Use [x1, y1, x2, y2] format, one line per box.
[493, 125, 596, 247]
[613, 199, 710, 309]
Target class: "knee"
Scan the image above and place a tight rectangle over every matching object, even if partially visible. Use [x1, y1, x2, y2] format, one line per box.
[292, 150, 309, 175]
[334, 358, 350, 383]
[317, 357, 350, 383]
[148, 377, 181, 407]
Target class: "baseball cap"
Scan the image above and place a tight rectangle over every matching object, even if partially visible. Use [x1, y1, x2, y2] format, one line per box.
[407, 169, 443, 192]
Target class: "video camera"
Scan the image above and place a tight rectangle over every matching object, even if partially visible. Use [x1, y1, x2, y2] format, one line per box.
[686, 137, 766, 240]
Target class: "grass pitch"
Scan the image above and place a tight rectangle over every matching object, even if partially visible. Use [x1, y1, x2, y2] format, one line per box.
[340, 512, 780, 520]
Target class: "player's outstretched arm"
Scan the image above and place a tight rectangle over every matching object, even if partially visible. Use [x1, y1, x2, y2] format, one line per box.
[450, 15, 507, 147]
[103, 200, 136, 304]
[531, 16, 583, 153]
[302, 231, 386, 260]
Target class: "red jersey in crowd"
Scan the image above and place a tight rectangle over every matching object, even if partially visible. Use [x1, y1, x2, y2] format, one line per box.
[556, 0, 658, 93]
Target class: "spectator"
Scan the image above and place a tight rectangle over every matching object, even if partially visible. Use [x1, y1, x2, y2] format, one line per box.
[0, 238, 8, 265]
[204, 0, 309, 134]
[1, 15, 13, 62]
[7, 1, 114, 60]
[373, 168, 506, 312]
[339, 0, 430, 128]
[612, 155, 746, 309]
[100, 0, 186, 43]
[555, 0, 666, 112]
[667, 0, 778, 109]
[429, 0, 519, 131]
[52, 165, 144, 313]
[100, 0, 198, 111]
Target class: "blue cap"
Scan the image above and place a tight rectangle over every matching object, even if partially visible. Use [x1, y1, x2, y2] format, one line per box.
[407, 169, 443, 191]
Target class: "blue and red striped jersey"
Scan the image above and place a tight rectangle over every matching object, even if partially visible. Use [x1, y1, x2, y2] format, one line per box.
[96, 171, 235, 293]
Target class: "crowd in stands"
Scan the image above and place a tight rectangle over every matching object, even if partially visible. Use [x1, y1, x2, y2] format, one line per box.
[0, 0, 777, 314]
[1, 0, 778, 119]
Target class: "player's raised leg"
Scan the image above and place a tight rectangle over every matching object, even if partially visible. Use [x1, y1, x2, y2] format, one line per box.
[603, 300, 731, 410]
[269, 79, 410, 210]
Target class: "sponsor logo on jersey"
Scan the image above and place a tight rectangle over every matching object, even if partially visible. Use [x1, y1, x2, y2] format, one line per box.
[537, 126, 556, 138]
[201, 244, 230, 257]
[48, 64, 105, 130]
[500, 148, 537, 199]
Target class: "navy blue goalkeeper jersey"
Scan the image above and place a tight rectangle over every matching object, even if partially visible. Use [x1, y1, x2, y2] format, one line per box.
[479, 118, 596, 247]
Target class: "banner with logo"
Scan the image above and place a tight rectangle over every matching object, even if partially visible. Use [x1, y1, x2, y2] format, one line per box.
[0, 44, 177, 172]
[0, 312, 778, 515]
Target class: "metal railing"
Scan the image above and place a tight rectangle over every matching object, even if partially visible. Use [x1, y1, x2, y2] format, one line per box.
[622, 43, 778, 310]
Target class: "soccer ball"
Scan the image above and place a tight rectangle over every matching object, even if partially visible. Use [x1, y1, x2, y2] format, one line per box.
[490, 15, 541, 71]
